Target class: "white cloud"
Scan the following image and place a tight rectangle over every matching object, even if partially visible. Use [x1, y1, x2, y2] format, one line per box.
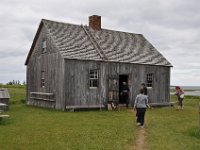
[0, 0, 200, 86]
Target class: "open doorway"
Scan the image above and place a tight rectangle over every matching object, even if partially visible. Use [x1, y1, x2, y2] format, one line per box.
[119, 75, 128, 104]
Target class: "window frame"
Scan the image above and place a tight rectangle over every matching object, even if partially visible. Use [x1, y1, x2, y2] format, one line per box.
[41, 71, 45, 88]
[89, 69, 99, 88]
[146, 73, 153, 88]
[42, 40, 47, 53]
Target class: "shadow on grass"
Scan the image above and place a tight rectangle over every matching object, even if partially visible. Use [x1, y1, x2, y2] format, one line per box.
[0, 118, 12, 126]
[9, 99, 26, 105]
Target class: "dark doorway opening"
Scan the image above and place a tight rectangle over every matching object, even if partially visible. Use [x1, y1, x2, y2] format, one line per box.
[119, 75, 128, 104]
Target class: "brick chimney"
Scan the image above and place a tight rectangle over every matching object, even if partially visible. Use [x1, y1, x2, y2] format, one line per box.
[89, 15, 101, 30]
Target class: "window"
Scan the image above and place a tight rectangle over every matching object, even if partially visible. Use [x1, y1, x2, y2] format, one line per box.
[42, 40, 47, 53]
[41, 71, 45, 88]
[146, 73, 153, 87]
[89, 70, 99, 88]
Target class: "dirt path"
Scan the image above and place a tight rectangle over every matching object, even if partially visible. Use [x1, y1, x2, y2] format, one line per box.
[128, 109, 146, 150]
[134, 128, 146, 150]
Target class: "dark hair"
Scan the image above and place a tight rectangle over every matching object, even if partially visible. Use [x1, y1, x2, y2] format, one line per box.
[141, 83, 145, 86]
[140, 89, 144, 94]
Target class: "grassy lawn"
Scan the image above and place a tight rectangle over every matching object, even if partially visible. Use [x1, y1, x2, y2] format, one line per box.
[1, 86, 200, 150]
[0, 86, 136, 150]
[145, 95, 200, 150]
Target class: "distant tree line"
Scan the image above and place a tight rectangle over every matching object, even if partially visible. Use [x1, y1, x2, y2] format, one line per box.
[6, 80, 26, 85]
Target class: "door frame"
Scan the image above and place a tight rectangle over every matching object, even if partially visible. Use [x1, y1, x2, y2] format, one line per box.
[119, 74, 129, 104]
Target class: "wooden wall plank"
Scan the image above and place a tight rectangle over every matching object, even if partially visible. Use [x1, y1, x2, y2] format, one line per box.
[26, 25, 65, 110]
[64, 60, 170, 109]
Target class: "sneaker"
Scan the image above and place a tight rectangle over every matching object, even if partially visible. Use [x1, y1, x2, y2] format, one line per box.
[137, 122, 141, 126]
[140, 125, 144, 128]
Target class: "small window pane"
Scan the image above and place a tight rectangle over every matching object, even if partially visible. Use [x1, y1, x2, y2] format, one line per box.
[93, 79, 98, 87]
[90, 74, 94, 79]
[146, 73, 153, 87]
[41, 71, 45, 88]
[42, 41, 47, 53]
[41, 71, 45, 79]
[89, 70, 99, 87]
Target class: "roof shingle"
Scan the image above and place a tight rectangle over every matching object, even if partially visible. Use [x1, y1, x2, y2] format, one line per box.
[42, 19, 172, 66]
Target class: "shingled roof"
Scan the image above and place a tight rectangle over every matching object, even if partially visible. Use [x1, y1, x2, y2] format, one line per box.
[26, 19, 172, 67]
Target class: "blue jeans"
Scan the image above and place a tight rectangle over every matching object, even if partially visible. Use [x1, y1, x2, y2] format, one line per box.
[136, 108, 146, 126]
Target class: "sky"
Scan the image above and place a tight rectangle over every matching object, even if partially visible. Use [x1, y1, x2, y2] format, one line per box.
[0, 0, 200, 86]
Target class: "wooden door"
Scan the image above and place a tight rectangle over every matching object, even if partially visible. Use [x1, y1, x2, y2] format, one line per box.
[108, 76, 119, 103]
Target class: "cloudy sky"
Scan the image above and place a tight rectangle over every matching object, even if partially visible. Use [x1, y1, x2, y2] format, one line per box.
[0, 0, 199, 86]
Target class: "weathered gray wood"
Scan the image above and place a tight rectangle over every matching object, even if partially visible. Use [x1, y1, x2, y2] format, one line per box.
[108, 76, 119, 102]
[150, 102, 176, 107]
[66, 104, 105, 109]
[30, 97, 55, 102]
[26, 24, 65, 110]
[0, 98, 9, 105]
[0, 88, 10, 106]
[64, 59, 170, 109]
[26, 21, 171, 111]
[30, 92, 54, 96]
[0, 103, 8, 111]
[0, 115, 9, 118]
[0, 114, 9, 121]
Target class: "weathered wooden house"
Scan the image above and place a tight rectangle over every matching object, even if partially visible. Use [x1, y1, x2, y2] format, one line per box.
[25, 15, 172, 110]
[0, 88, 10, 111]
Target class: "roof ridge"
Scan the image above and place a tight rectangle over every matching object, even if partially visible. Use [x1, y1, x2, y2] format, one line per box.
[42, 18, 81, 27]
[42, 19, 141, 35]
[101, 28, 142, 36]
[81, 25, 108, 60]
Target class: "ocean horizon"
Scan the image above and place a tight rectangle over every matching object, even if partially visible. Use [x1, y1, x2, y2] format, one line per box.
[170, 86, 200, 96]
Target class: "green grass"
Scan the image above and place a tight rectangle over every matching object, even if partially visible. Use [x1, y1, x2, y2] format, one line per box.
[1, 86, 200, 150]
[0, 86, 136, 150]
[1, 105, 136, 150]
[0, 85, 26, 104]
[145, 95, 200, 150]
[0, 84, 26, 89]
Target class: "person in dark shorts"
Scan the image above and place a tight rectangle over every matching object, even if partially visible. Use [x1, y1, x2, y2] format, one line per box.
[135, 83, 148, 123]
[134, 89, 150, 128]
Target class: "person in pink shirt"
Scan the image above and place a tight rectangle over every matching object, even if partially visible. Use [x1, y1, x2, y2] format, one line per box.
[175, 86, 185, 110]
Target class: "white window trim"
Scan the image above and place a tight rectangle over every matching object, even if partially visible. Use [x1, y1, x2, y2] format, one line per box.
[146, 73, 153, 88]
[42, 40, 47, 53]
[89, 69, 99, 88]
